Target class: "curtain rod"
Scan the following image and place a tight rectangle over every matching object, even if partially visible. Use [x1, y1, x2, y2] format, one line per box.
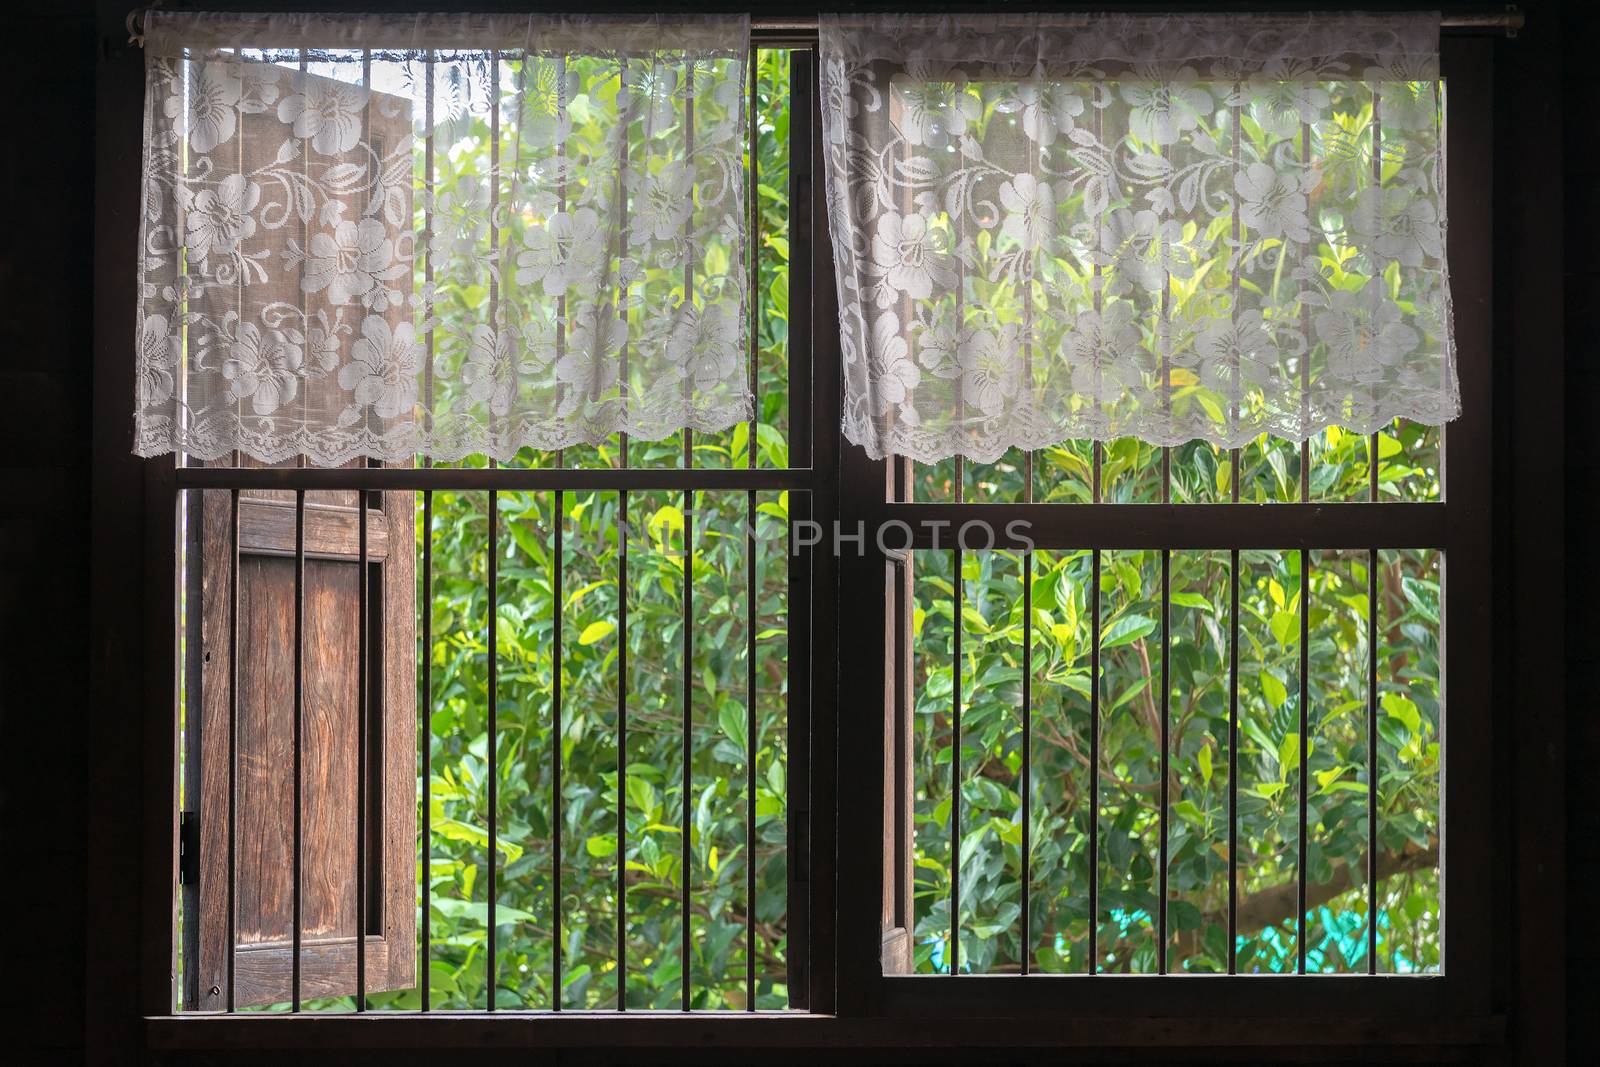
[753, 10, 1524, 33]
[126, 7, 1525, 45]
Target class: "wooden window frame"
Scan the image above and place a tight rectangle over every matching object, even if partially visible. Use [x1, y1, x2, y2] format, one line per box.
[850, 38, 1495, 1024]
[88, 9, 1563, 1061]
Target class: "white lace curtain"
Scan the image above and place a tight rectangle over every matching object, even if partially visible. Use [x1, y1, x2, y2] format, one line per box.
[135, 11, 751, 465]
[820, 12, 1458, 463]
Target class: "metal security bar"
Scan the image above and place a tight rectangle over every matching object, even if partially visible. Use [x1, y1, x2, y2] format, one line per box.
[175, 44, 819, 1018]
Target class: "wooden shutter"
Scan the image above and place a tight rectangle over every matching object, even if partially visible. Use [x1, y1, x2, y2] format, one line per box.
[180, 62, 417, 1011]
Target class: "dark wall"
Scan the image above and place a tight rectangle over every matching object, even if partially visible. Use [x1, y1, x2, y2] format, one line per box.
[1563, 0, 1600, 1058]
[0, 0, 1585, 1061]
[1, 2, 96, 1061]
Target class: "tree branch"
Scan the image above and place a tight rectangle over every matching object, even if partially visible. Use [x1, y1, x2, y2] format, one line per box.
[1218, 837, 1439, 934]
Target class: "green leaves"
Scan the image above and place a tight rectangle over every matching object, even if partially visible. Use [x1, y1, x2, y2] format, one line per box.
[1260, 669, 1288, 710]
[1269, 609, 1300, 647]
[577, 620, 614, 645]
[1101, 613, 1156, 649]
[1382, 692, 1422, 737]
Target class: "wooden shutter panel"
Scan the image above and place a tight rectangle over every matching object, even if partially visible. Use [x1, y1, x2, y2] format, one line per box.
[180, 62, 417, 1011]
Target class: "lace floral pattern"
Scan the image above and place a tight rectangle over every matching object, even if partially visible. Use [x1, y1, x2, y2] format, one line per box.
[820, 12, 1458, 463]
[135, 12, 751, 465]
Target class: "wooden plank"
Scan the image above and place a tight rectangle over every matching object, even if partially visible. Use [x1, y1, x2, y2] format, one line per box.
[233, 555, 361, 952]
[233, 938, 391, 1008]
[879, 927, 911, 976]
[378, 483, 417, 996]
[239, 500, 390, 561]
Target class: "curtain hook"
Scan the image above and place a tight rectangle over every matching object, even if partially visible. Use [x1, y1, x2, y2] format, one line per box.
[127, 4, 167, 48]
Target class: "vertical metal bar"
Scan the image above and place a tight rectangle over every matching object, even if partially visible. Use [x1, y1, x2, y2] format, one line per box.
[356, 488, 369, 1011]
[947, 431, 960, 966]
[423, 50, 436, 440]
[1159, 133, 1171, 504]
[295, 51, 309, 465]
[1368, 86, 1384, 976]
[1371, 435, 1381, 499]
[1092, 93, 1106, 507]
[1019, 108, 1038, 975]
[1299, 117, 1312, 502]
[614, 51, 633, 1011]
[680, 58, 696, 1014]
[1159, 548, 1170, 972]
[1227, 84, 1242, 970]
[1020, 528, 1032, 976]
[487, 52, 502, 450]
[744, 485, 758, 1007]
[618, 58, 632, 471]
[354, 51, 372, 1012]
[1297, 549, 1310, 974]
[1368, 547, 1379, 974]
[1371, 85, 1385, 507]
[483, 48, 503, 1011]
[748, 44, 760, 474]
[745, 43, 759, 1014]
[950, 544, 961, 975]
[486, 488, 498, 1009]
[1088, 544, 1100, 974]
[552, 51, 569, 1010]
[683, 58, 697, 476]
[1157, 147, 1172, 968]
[291, 44, 308, 1014]
[291, 488, 304, 1011]
[552, 487, 564, 1008]
[226, 489, 239, 1012]
[951, 190, 965, 973]
[1229, 80, 1242, 505]
[552, 56, 569, 465]
[1296, 115, 1314, 976]
[1089, 165, 1103, 975]
[421, 48, 437, 1012]
[1227, 547, 1239, 973]
[682, 490, 694, 1011]
[617, 488, 629, 1010]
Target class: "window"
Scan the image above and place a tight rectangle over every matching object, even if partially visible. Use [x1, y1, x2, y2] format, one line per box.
[107, 10, 1522, 1056]
[832, 28, 1496, 1024]
[168, 38, 822, 1014]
